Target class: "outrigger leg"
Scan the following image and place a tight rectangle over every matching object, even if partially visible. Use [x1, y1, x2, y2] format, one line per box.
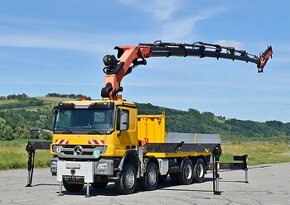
[25, 145, 35, 187]
[85, 183, 90, 198]
[212, 147, 222, 195]
[25, 141, 51, 187]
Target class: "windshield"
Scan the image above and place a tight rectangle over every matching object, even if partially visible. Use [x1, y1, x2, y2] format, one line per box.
[54, 108, 114, 134]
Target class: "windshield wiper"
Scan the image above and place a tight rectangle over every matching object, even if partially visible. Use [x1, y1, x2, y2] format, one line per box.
[87, 130, 102, 134]
[59, 129, 73, 134]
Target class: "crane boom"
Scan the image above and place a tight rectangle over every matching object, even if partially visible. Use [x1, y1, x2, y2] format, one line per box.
[101, 40, 273, 100]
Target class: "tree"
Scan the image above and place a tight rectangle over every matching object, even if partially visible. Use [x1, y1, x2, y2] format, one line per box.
[3, 126, 13, 140]
[13, 127, 30, 139]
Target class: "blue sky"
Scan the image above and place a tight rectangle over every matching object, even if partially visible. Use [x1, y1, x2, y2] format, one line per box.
[0, 0, 289, 122]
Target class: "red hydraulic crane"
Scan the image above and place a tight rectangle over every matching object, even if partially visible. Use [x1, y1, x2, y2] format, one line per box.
[101, 40, 273, 100]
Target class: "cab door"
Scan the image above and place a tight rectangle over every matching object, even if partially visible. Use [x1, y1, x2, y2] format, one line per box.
[116, 107, 138, 153]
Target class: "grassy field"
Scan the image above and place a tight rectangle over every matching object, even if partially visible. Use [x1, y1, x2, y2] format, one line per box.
[0, 99, 18, 105]
[0, 140, 51, 170]
[0, 96, 74, 109]
[221, 142, 290, 165]
[0, 140, 290, 170]
[37, 96, 75, 104]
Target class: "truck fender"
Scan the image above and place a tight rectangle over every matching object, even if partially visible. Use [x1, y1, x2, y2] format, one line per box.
[146, 157, 159, 170]
[118, 150, 139, 172]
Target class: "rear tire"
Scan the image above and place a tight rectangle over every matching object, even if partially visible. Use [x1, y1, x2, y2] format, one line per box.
[63, 180, 84, 192]
[192, 159, 205, 183]
[178, 159, 194, 185]
[140, 162, 159, 191]
[92, 181, 108, 189]
[116, 164, 137, 194]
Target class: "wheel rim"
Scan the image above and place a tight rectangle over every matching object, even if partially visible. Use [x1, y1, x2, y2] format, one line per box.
[185, 163, 193, 179]
[125, 170, 135, 189]
[148, 166, 157, 185]
[197, 163, 204, 178]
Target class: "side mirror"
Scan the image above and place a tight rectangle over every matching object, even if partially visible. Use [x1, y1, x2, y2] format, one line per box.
[50, 107, 58, 116]
[118, 109, 129, 131]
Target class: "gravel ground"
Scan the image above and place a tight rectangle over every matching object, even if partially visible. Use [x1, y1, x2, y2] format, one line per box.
[1, 163, 290, 205]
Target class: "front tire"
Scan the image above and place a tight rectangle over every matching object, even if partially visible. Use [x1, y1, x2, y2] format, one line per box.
[116, 164, 137, 194]
[140, 162, 159, 191]
[63, 180, 84, 192]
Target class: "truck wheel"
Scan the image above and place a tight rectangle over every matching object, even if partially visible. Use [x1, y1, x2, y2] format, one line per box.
[178, 159, 194, 185]
[192, 159, 205, 183]
[63, 180, 84, 192]
[116, 164, 137, 194]
[140, 162, 159, 191]
[92, 181, 108, 189]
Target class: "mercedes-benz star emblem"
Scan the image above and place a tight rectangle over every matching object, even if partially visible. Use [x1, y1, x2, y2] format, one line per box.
[74, 146, 83, 156]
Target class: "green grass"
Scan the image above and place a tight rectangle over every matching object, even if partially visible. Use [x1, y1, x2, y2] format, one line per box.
[37, 96, 75, 104]
[1, 140, 290, 170]
[221, 142, 290, 165]
[0, 99, 18, 105]
[0, 140, 51, 170]
[213, 117, 225, 124]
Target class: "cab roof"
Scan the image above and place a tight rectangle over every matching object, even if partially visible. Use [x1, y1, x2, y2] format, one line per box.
[58, 99, 136, 108]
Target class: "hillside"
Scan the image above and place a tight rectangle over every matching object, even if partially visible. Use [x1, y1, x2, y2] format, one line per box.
[0, 93, 290, 141]
[137, 103, 290, 140]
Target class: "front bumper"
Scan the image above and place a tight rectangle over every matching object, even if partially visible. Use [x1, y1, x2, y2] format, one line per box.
[56, 159, 114, 183]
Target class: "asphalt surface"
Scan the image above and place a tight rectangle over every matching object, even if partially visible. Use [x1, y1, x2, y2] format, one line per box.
[1, 163, 290, 205]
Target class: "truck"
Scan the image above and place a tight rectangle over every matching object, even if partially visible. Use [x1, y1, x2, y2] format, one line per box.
[27, 41, 273, 196]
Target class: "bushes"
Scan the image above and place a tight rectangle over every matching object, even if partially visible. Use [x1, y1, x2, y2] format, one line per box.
[0, 94, 52, 141]
[46, 93, 91, 100]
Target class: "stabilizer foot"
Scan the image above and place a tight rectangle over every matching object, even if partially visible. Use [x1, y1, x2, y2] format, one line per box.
[214, 191, 222, 195]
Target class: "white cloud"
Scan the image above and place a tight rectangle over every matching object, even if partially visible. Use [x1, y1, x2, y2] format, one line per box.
[0, 4, 226, 54]
[0, 81, 99, 87]
[160, 7, 226, 41]
[214, 40, 245, 50]
[118, 0, 226, 41]
[0, 15, 133, 54]
[0, 15, 77, 29]
[118, 0, 183, 21]
[0, 31, 117, 54]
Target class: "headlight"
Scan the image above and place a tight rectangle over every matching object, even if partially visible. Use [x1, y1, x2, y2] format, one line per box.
[93, 149, 101, 159]
[53, 145, 62, 153]
[97, 162, 108, 170]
